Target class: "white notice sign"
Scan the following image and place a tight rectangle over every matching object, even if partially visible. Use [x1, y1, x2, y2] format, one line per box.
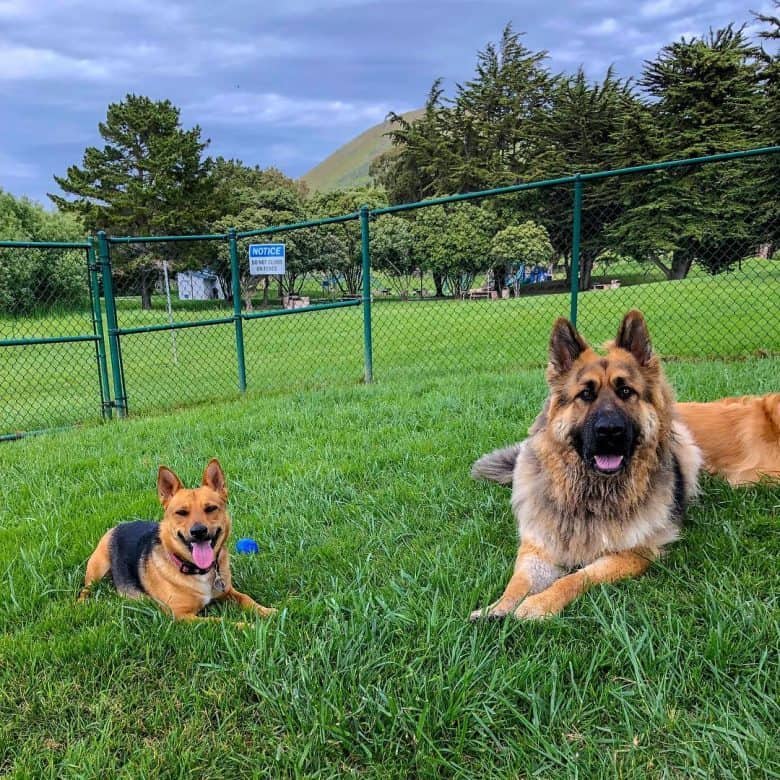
[248, 243, 286, 275]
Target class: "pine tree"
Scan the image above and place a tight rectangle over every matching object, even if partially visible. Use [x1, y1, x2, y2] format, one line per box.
[448, 24, 552, 191]
[373, 81, 456, 203]
[531, 68, 644, 289]
[50, 95, 214, 308]
[611, 26, 765, 277]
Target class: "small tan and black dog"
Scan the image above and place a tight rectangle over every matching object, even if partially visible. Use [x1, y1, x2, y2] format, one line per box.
[79, 459, 276, 624]
[470, 310, 702, 620]
[677, 394, 780, 486]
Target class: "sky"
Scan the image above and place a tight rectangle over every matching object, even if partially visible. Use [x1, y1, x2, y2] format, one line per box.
[0, 0, 775, 206]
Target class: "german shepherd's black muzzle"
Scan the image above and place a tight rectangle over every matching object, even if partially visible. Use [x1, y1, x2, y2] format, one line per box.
[578, 407, 638, 475]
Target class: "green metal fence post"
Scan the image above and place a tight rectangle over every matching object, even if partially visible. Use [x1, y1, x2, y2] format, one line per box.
[360, 205, 373, 384]
[569, 175, 583, 326]
[228, 228, 247, 392]
[88, 240, 112, 419]
[97, 230, 127, 417]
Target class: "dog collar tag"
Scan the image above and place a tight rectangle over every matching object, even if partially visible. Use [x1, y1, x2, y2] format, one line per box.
[213, 569, 226, 592]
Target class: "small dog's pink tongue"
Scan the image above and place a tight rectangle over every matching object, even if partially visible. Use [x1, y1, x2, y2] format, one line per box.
[595, 454, 623, 471]
[192, 541, 214, 569]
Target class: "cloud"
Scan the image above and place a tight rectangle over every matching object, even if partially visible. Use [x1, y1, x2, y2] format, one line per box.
[189, 92, 393, 128]
[268, 0, 379, 17]
[584, 17, 620, 35]
[0, 44, 113, 81]
[632, 41, 663, 57]
[0, 152, 37, 179]
[639, 0, 703, 19]
[202, 37, 304, 65]
[0, 0, 32, 18]
[0, 34, 299, 86]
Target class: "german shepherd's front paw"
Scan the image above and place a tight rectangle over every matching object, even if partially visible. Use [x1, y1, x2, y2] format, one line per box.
[469, 600, 514, 621]
[513, 594, 557, 620]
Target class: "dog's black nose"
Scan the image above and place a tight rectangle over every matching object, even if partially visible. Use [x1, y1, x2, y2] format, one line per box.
[594, 411, 627, 439]
[189, 523, 209, 540]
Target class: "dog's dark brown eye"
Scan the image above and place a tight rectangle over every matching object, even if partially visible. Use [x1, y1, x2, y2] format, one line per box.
[204, 505, 218, 514]
[617, 386, 635, 400]
[578, 388, 596, 402]
[175, 509, 189, 517]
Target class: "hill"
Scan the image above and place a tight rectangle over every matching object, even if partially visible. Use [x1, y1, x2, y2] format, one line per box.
[301, 108, 423, 193]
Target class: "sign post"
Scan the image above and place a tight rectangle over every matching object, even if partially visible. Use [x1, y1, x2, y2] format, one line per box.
[248, 243, 286, 275]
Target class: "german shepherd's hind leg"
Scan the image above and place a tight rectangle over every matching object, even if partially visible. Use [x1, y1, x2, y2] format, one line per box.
[78, 530, 113, 602]
[222, 588, 277, 618]
[513, 548, 653, 620]
[470, 541, 561, 621]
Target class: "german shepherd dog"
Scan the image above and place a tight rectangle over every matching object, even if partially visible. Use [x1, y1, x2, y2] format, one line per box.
[470, 310, 702, 620]
[79, 459, 276, 624]
[677, 394, 780, 486]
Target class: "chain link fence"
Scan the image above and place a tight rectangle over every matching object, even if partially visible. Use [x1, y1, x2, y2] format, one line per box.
[2, 147, 778, 439]
[574, 156, 779, 357]
[0, 240, 109, 437]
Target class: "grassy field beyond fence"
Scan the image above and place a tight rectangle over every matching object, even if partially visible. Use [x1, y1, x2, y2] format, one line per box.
[1, 258, 778, 434]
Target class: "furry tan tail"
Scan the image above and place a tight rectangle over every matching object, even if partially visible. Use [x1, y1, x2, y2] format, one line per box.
[470, 442, 525, 485]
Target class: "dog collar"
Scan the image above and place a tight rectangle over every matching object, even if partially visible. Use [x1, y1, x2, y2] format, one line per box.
[168, 551, 216, 576]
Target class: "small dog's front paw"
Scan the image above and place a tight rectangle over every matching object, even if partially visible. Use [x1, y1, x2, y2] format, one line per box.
[255, 605, 277, 618]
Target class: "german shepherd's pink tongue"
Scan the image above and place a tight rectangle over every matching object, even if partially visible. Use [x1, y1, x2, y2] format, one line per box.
[595, 454, 623, 471]
[192, 541, 215, 569]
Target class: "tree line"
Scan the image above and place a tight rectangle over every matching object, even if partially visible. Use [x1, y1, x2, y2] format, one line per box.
[1, 6, 778, 313]
[373, 13, 779, 288]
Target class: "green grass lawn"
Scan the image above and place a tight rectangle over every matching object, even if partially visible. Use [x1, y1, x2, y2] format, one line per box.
[1, 259, 779, 436]
[1, 354, 778, 777]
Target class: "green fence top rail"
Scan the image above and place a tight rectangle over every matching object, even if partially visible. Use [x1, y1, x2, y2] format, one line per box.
[115, 315, 235, 336]
[371, 174, 577, 215]
[0, 240, 91, 249]
[107, 232, 228, 244]
[371, 145, 780, 216]
[236, 212, 360, 239]
[579, 145, 780, 181]
[0, 334, 98, 348]
[112, 301, 362, 336]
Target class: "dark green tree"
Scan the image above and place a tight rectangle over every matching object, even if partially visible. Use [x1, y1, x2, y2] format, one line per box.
[641, 25, 763, 158]
[369, 215, 418, 297]
[377, 26, 552, 200]
[309, 187, 387, 295]
[413, 202, 496, 296]
[447, 24, 552, 192]
[210, 158, 308, 217]
[611, 26, 765, 277]
[50, 94, 214, 308]
[531, 68, 644, 288]
[373, 82, 455, 203]
[212, 186, 321, 309]
[0, 190, 87, 314]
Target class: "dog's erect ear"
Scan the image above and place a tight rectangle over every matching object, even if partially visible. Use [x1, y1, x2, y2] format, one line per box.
[549, 317, 588, 375]
[615, 310, 652, 367]
[157, 466, 183, 507]
[202, 459, 227, 499]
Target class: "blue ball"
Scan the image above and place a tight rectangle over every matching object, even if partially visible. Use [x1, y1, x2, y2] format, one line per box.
[235, 537, 260, 554]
